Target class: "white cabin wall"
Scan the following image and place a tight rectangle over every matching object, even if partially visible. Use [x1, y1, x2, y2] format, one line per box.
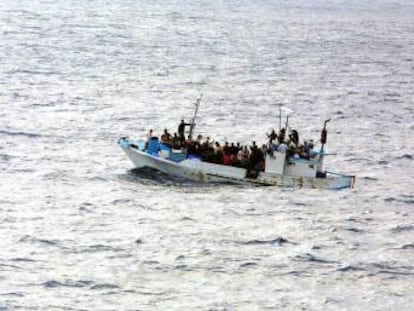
[285, 161, 317, 177]
[265, 152, 286, 175]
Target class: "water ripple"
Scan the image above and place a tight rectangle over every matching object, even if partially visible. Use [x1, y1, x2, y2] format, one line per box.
[2, 0, 414, 309]
[0, 130, 41, 138]
[240, 237, 292, 246]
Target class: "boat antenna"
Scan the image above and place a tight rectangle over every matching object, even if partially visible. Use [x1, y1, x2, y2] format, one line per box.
[279, 105, 282, 131]
[189, 93, 202, 139]
[285, 115, 289, 132]
[278, 106, 293, 131]
[320, 118, 331, 154]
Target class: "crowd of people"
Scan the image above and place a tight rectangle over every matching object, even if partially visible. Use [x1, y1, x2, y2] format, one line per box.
[146, 120, 316, 172]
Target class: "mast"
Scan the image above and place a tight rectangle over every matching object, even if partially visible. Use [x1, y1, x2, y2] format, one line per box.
[279, 106, 293, 131]
[285, 115, 289, 132]
[320, 119, 330, 154]
[188, 94, 202, 139]
[279, 106, 282, 130]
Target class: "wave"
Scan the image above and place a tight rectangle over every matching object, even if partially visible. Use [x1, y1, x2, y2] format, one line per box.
[19, 235, 59, 246]
[0, 263, 22, 269]
[292, 253, 336, 264]
[292, 202, 308, 206]
[281, 270, 307, 276]
[7, 69, 61, 76]
[0, 130, 41, 138]
[0, 153, 16, 161]
[30, 102, 56, 107]
[372, 262, 414, 276]
[42, 280, 119, 290]
[111, 198, 133, 205]
[1, 292, 24, 297]
[361, 176, 378, 181]
[208, 266, 226, 273]
[343, 157, 372, 164]
[90, 283, 120, 290]
[337, 261, 414, 275]
[344, 227, 364, 233]
[241, 236, 291, 246]
[43, 280, 89, 288]
[337, 265, 366, 272]
[396, 154, 412, 160]
[390, 225, 414, 233]
[384, 196, 414, 205]
[79, 202, 95, 213]
[179, 216, 196, 221]
[174, 264, 192, 271]
[79, 244, 124, 253]
[238, 262, 259, 269]
[11, 257, 36, 262]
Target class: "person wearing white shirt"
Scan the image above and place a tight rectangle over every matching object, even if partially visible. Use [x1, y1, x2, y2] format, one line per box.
[277, 142, 288, 153]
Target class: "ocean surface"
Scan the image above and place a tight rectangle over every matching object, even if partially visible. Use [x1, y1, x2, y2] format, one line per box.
[1, 0, 413, 310]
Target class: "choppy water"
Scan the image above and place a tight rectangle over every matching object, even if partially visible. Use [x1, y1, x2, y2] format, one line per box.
[1, 0, 414, 310]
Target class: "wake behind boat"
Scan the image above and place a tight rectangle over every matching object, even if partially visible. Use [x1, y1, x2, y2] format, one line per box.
[118, 98, 355, 189]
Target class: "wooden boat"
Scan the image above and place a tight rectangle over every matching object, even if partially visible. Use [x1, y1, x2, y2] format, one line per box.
[118, 100, 355, 189]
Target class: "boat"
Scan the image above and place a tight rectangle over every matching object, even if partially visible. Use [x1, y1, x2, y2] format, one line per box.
[118, 98, 355, 189]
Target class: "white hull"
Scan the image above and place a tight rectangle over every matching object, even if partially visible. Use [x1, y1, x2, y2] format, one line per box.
[120, 140, 355, 190]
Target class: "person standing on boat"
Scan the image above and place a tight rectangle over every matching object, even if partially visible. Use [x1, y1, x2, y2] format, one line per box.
[290, 129, 299, 146]
[278, 128, 286, 143]
[147, 129, 153, 139]
[178, 119, 191, 145]
[268, 129, 277, 144]
[145, 129, 153, 150]
[161, 128, 172, 146]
